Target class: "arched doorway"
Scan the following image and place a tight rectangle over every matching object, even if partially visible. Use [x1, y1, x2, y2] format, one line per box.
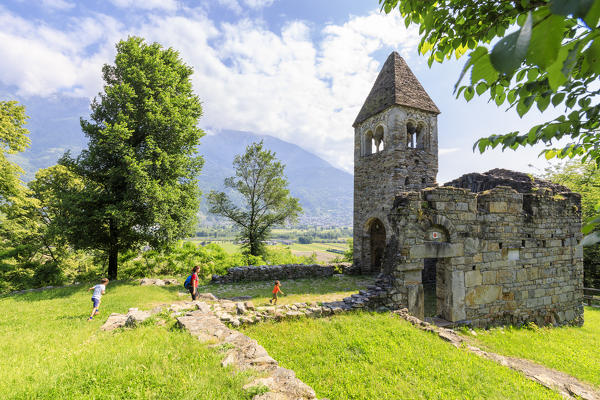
[369, 219, 386, 272]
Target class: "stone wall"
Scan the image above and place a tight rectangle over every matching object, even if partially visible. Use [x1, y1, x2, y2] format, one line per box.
[211, 263, 354, 284]
[353, 105, 438, 275]
[358, 185, 584, 328]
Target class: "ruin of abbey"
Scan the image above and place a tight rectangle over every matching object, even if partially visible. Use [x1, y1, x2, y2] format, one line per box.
[352, 52, 584, 328]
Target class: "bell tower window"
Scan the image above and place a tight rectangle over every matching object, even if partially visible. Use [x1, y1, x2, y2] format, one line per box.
[374, 126, 384, 153]
[407, 122, 416, 148]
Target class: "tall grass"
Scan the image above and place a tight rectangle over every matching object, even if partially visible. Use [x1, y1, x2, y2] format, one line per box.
[0, 282, 252, 399]
[243, 312, 562, 400]
[464, 307, 600, 388]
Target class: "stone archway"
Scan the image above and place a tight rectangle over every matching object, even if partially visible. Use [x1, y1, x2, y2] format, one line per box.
[369, 219, 386, 272]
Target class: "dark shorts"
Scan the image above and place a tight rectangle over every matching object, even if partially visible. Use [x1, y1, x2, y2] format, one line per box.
[189, 287, 198, 300]
[92, 297, 100, 308]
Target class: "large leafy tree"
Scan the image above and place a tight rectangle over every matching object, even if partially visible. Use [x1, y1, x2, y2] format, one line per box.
[381, 0, 599, 233]
[60, 37, 204, 279]
[0, 101, 43, 291]
[381, 0, 599, 159]
[208, 141, 302, 257]
[542, 160, 600, 287]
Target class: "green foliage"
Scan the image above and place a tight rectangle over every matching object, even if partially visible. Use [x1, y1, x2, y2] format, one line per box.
[343, 238, 353, 262]
[208, 141, 302, 257]
[58, 37, 204, 279]
[243, 313, 561, 399]
[542, 160, 600, 287]
[468, 307, 600, 387]
[297, 235, 313, 244]
[381, 0, 599, 162]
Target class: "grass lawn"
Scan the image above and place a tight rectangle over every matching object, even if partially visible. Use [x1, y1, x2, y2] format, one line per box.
[242, 312, 562, 400]
[462, 307, 600, 388]
[0, 282, 253, 399]
[198, 275, 373, 306]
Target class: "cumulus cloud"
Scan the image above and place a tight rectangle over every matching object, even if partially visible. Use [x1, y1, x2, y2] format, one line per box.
[41, 0, 74, 10]
[242, 0, 276, 9]
[215, 0, 243, 14]
[0, 7, 418, 171]
[108, 0, 178, 11]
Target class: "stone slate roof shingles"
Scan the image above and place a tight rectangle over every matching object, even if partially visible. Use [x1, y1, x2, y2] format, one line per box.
[353, 51, 440, 127]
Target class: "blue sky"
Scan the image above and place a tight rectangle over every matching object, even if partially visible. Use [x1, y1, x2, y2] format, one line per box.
[0, 0, 563, 182]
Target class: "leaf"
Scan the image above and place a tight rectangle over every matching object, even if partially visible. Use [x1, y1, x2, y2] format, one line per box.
[471, 53, 499, 84]
[544, 149, 557, 159]
[464, 87, 475, 101]
[552, 92, 565, 106]
[584, 0, 600, 27]
[537, 95, 551, 112]
[517, 96, 535, 117]
[584, 39, 600, 74]
[546, 45, 570, 90]
[507, 89, 517, 104]
[476, 82, 488, 95]
[454, 47, 488, 92]
[526, 14, 566, 68]
[495, 91, 507, 106]
[551, 0, 595, 18]
[490, 12, 533, 74]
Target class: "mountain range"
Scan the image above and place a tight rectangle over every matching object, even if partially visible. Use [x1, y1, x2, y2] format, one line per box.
[8, 95, 353, 226]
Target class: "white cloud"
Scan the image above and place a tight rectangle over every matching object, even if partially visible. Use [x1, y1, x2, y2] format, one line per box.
[216, 0, 243, 14]
[108, 0, 178, 11]
[0, 7, 419, 172]
[41, 0, 74, 10]
[242, 0, 275, 9]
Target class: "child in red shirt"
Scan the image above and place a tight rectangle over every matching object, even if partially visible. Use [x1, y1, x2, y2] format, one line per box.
[269, 280, 284, 305]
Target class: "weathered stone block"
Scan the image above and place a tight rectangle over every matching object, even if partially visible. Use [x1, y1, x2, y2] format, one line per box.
[482, 270, 497, 284]
[464, 270, 482, 287]
[489, 201, 508, 213]
[465, 285, 501, 306]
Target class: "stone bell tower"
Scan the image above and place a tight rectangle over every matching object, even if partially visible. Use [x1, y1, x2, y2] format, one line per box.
[353, 51, 441, 274]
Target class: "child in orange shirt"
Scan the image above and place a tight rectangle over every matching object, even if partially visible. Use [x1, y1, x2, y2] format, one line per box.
[269, 280, 284, 305]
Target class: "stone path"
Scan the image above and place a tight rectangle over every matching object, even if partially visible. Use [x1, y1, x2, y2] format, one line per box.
[101, 296, 326, 400]
[393, 309, 600, 400]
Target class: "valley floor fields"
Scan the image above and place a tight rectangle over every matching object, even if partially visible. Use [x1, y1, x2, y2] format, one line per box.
[189, 239, 351, 263]
[0, 276, 598, 399]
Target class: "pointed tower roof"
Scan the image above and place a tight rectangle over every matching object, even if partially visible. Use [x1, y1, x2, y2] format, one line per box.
[353, 52, 440, 127]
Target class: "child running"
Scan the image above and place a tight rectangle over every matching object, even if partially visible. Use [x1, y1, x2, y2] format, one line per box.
[88, 278, 109, 321]
[269, 280, 284, 305]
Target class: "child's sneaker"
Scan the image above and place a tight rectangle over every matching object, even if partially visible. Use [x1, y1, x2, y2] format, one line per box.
[88, 317, 93, 321]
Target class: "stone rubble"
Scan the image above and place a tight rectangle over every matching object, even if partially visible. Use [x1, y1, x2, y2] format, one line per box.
[139, 278, 179, 286]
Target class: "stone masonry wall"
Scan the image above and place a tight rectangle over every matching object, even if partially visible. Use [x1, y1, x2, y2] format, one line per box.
[211, 263, 353, 284]
[353, 105, 438, 275]
[359, 185, 584, 328]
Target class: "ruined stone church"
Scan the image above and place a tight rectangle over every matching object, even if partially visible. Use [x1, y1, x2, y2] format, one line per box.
[352, 52, 584, 328]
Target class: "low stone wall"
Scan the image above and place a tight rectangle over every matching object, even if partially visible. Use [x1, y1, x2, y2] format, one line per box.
[211, 263, 354, 284]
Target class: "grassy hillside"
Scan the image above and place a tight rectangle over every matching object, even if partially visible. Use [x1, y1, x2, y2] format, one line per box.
[463, 307, 600, 388]
[0, 282, 253, 399]
[242, 313, 563, 400]
[1, 278, 597, 399]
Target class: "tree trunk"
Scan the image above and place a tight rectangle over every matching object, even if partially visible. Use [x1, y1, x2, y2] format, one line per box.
[108, 219, 118, 280]
[108, 246, 118, 280]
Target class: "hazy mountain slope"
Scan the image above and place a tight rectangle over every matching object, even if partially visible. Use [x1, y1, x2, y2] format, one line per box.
[3, 94, 353, 225]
